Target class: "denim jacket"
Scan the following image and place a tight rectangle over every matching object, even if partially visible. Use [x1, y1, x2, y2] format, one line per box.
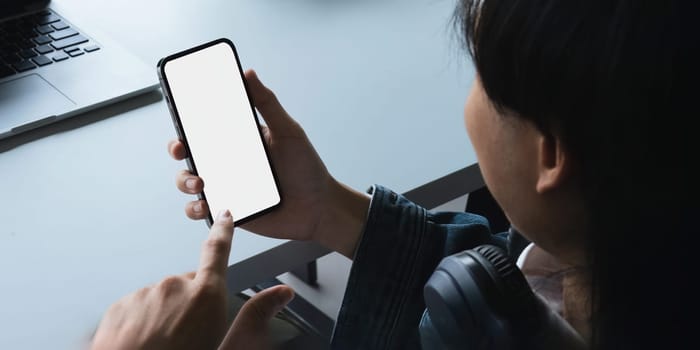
[330, 185, 526, 349]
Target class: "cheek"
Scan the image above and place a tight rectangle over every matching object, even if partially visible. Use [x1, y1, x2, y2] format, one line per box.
[466, 111, 515, 226]
[464, 89, 502, 193]
[464, 88, 485, 164]
[463, 87, 525, 229]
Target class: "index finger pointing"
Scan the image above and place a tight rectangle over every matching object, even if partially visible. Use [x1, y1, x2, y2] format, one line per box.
[196, 210, 234, 283]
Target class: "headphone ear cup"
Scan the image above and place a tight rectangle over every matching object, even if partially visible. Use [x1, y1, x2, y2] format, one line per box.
[470, 245, 536, 317]
[424, 244, 588, 350]
[424, 245, 519, 349]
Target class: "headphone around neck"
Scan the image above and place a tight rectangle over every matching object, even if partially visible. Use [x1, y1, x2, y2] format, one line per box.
[422, 244, 586, 350]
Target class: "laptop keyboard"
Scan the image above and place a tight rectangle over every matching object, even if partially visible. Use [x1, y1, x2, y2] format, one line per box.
[0, 10, 100, 79]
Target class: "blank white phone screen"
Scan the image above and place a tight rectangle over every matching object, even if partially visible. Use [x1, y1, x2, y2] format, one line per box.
[163, 42, 280, 224]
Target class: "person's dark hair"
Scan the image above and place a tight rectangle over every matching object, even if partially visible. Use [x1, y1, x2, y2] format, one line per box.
[455, 1, 699, 349]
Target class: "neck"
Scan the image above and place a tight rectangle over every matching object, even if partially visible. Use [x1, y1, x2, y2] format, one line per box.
[562, 267, 592, 343]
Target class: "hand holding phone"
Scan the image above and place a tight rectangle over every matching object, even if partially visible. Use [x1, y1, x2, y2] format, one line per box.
[158, 38, 281, 226]
[163, 48, 371, 258]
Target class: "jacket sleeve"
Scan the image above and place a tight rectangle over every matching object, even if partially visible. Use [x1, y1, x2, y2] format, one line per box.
[330, 185, 498, 349]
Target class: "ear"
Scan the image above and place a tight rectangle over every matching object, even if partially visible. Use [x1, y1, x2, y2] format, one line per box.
[535, 133, 571, 193]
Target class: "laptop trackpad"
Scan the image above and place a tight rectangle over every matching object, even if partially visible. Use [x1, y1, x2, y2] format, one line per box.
[0, 74, 75, 132]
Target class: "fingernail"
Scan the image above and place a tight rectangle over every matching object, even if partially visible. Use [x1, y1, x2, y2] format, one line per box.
[193, 202, 202, 213]
[217, 209, 231, 221]
[185, 178, 196, 190]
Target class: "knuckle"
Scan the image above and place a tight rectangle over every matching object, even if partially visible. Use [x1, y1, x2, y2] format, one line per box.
[105, 300, 123, 316]
[135, 287, 150, 298]
[204, 237, 230, 256]
[263, 86, 276, 99]
[245, 299, 270, 322]
[193, 281, 223, 303]
[156, 276, 184, 297]
[259, 86, 278, 106]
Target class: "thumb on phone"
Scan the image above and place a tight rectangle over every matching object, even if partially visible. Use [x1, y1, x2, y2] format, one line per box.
[244, 69, 300, 134]
[219, 285, 295, 350]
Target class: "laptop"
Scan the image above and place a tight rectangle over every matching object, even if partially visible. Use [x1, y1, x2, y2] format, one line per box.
[0, 0, 159, 140]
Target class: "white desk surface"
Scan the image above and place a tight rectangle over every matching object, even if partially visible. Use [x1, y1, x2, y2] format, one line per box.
[0, 0, 477, 348]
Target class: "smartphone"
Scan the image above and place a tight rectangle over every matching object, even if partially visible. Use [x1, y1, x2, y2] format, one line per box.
[157, 38, 281, 227]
